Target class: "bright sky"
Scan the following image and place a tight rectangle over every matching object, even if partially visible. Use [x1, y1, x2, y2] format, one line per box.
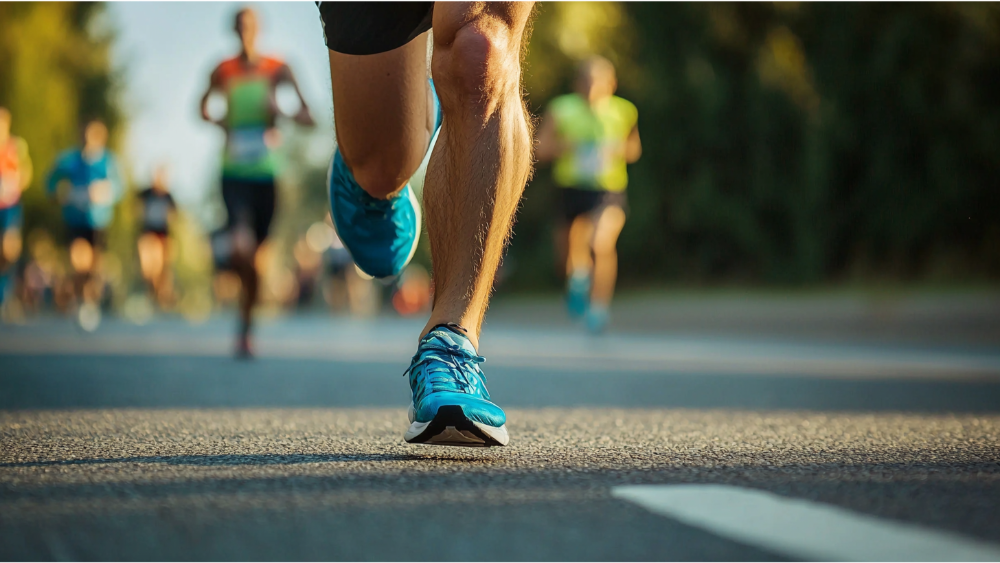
[109, 2, 334, 221]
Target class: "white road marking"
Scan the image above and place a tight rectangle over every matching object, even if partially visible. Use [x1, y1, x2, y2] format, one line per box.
[612, 484, 1000, 562]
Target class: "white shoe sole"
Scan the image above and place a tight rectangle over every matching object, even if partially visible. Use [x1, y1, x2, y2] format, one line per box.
[404, 404, 509, 447]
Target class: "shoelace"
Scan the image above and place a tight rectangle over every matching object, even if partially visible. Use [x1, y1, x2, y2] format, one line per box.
[343, 190, 398, 223]
[404, 339, 489, 404]
[334, 161, 402, 221]
[355, 193, 399, 220]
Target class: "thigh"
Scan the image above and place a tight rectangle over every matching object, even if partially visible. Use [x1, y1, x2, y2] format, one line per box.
[568, 213, 596, 250]
[560, 188, 603, 224]
[251, 180, 277, 243]
[221, 178, 244, 229]
[328, 35, 431, 173]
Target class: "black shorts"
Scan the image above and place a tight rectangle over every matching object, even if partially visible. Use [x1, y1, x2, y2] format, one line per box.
[318, 2, 434, 55]
[140, 228, 169, 238]
[140, 228, 169, 242]
[222, 177, 276, 243]
[66, 225, 104, 248]
[556, 187, 628, 224]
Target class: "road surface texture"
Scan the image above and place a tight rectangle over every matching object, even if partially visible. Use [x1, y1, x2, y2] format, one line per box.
[2, 292, 1000, 561]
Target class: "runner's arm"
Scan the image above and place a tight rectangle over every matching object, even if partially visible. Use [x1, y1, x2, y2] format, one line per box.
[534, 110, 563, 163]
[200, 67, 226, 127]
[276, 64, 315, 126]
[16, 138, 32, 190]
[45, 153, 70, 198]
[625, 124, 641, 163]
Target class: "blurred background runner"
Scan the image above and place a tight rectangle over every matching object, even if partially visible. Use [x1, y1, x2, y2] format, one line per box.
[135, 164, 178, 310]
[536, 56, 641, 334]
[0, 107, 32, 320]
[199, 7, 315, 358]
[45, 120, 124, 331]
[0, 2, 996, 339]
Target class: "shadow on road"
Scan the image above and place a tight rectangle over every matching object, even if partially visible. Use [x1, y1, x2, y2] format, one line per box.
[0, 453, 421, 468]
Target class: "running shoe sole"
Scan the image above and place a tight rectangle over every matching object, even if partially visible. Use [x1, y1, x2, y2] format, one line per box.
[404, 405, 509, 447]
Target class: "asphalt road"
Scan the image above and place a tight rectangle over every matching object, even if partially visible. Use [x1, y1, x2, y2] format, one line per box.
[2, 298, 1000, 561]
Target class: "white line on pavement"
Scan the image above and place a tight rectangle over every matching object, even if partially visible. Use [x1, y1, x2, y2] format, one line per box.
[612, 484, 1000, 561]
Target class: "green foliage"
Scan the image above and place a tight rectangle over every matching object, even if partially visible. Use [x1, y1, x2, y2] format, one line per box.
[510, 2, 1000, 291]
[0, 2, 124, 230]
[0, 2, 132, 300]
[6, 2, 997, 302]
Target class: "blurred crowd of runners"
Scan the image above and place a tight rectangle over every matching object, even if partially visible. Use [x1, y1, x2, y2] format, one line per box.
[0, 7, 639, 353]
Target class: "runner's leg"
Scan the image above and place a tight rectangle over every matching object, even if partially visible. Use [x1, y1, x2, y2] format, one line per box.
[157, 236, 173, 307]
[0, 207, 22, 306]
[421, 2, 535, 348]
[567, 215, 595, 276]
[228, 200, 258, 345]
[589, 204, 626, 307]
[328, 35, 434, 199]
[68, 236, 94, 305]
[137, 233, 164, 296]
[234, 232, 256, 339]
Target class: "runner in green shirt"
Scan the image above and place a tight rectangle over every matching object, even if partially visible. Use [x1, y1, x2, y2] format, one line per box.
[199, 7, 314, 358]
[536, 56, 642, 333]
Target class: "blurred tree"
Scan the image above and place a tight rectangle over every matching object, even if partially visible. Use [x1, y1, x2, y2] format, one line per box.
[509, 2, 1000, 292]
[0, 2, 124, 232]
[0, 2, 131, 299]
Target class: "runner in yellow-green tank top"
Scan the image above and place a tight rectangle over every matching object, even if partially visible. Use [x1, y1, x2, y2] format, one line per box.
[199, 7, 315, 358]
[536, 56, 642, 334]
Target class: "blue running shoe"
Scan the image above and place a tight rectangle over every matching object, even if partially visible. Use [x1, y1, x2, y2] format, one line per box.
[327, 80, 442, 279]
[328, 152, 420, 278]
[404, 323, 509, 447]
[566, 270, 591, 319]
[586, 303, 609, 334]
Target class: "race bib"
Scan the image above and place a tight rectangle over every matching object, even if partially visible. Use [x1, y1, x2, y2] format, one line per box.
[227, 128, 269, 164]
[574, 142, 607, 182]
[69, 186, 92, 210]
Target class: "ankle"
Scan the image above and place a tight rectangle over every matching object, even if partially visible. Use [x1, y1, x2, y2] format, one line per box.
[421, 318, 480, 350]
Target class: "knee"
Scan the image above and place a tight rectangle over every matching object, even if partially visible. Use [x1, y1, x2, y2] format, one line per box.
[593, 239, 618, 257]
[593, 228, 622, 256]
[231, 227, 256, 260]
[341, 152, 411, 199]
[433, 15, 522, 122]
